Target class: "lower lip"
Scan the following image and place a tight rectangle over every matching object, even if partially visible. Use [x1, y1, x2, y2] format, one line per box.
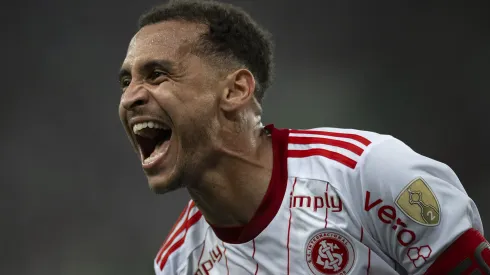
[141, 140, 171, 170]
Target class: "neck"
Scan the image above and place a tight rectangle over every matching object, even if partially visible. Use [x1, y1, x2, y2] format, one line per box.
[186, 123, 273, 227]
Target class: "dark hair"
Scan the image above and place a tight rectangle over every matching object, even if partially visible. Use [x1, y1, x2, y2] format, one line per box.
[138, 0, 274, 102]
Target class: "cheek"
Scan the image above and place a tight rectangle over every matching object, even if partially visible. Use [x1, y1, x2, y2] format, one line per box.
[118, 103, 125, 122]
[153, 83, 214, 119]
[151, 83, 178, 108]
[186, 94, 217, 122]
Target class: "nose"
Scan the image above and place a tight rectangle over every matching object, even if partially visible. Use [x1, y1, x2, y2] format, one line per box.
[120, 84, 149, 110]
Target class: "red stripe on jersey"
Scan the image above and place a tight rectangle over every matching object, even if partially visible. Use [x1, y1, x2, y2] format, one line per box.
[157, 202, 194, 265]
[223, 242, 230, 275]
[324, 182, 329, 228]
[252, 239, 259, 275]
[288, 148, 357, 169]
[156, 202, 192, 263]
[158, 211, 203, 270]
[164, 201, 195, 245]
[287, 178, 298, 275]
[159, 237, 185, 270]
[288, 136, 364, 156]
[367, 248, 371, 274]
[289, 129, 371, 146]
[360, 227, 364, 242]
[197, 243, 206, 266]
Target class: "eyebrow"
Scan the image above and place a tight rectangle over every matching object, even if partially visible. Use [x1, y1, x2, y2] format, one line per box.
[118, 59, 176, 81]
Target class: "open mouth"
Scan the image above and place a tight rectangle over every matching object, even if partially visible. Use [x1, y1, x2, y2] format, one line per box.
[132, 121, 172, 165]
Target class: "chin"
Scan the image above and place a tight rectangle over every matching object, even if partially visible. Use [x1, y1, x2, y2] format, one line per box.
[147, 172, 184, 194]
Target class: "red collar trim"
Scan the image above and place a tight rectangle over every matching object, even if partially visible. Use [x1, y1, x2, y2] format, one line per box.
[210, 124, 289, 244]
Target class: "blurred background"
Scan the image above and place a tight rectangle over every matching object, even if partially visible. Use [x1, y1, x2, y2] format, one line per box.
[2, 0, 489, 274]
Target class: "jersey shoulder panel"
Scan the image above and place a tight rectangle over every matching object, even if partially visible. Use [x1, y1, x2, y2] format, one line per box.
[356, 136, 484, 274]
[154, 200, 209, 274]
[287, 127, 391, 181]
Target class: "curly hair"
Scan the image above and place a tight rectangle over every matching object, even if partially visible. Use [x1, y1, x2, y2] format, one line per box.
[138, 0, 274, 102]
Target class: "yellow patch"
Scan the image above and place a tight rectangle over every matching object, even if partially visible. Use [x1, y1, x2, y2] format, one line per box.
[395, 178, 441, 226]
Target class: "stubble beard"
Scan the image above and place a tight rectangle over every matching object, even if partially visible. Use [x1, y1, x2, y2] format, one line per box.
[152, 118, 216, 194]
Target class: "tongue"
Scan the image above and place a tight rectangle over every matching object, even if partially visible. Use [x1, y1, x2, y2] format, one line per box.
[149, 139, 170, 159]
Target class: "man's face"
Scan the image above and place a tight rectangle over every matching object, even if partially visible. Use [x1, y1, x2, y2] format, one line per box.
[119, 21, 222, 193]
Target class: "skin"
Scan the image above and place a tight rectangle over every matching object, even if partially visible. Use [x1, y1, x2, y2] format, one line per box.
[118, 20, 274, 226]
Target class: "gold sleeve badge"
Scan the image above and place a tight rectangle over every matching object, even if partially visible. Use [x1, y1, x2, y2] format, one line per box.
[395, 177, 441, 226]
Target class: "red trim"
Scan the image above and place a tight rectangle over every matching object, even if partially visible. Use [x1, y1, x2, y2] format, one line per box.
[360, 227, 364, 242]
[165, 201, 195, 246]
[287, 177, 298, 275]
[425, 228, 490, 275]
[222, 242, 230, 275]
[324, 182, 329, 228]
[289, 129, 371, 146]
[210, 124, 290, 244]
[252, 239, 259, 275]
[157, 204, 196, 265]
[196, 242, 206, 266]
[288, 136, 364, 156]
[156, 202, 191, 262]
[367, 248, 371, 274]
[158, 211, 203, 270]
[165, 202, 191, 244]
[288, 148, 357, 169]
[159, 237, 185, 270]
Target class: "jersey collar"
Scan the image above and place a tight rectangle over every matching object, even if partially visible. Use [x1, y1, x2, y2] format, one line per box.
[210, 124, 290, 244]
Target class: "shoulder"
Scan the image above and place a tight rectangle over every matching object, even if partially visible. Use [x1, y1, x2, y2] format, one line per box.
[287, 126, 390, 181]
[154, 200, 209, 273]
[357, 135, 461, 191]
[352, 133, 484, 274]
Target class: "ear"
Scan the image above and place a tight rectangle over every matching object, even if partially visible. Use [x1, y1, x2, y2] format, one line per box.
[220, 69, 256, 112]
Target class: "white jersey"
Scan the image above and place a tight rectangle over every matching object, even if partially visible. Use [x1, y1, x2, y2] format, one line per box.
[154, 125, 484, 275]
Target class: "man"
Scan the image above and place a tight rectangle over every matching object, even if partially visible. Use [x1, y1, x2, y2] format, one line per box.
[118, 0, 489, 274]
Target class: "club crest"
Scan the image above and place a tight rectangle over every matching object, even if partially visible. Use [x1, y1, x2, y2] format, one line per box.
[305, 229, 355, 275]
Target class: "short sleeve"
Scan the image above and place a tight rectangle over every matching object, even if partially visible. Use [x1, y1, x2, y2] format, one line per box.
[358, 137, 484, 274]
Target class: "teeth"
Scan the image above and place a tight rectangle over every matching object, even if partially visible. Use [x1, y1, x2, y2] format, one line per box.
[132, 121, 167, 134]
